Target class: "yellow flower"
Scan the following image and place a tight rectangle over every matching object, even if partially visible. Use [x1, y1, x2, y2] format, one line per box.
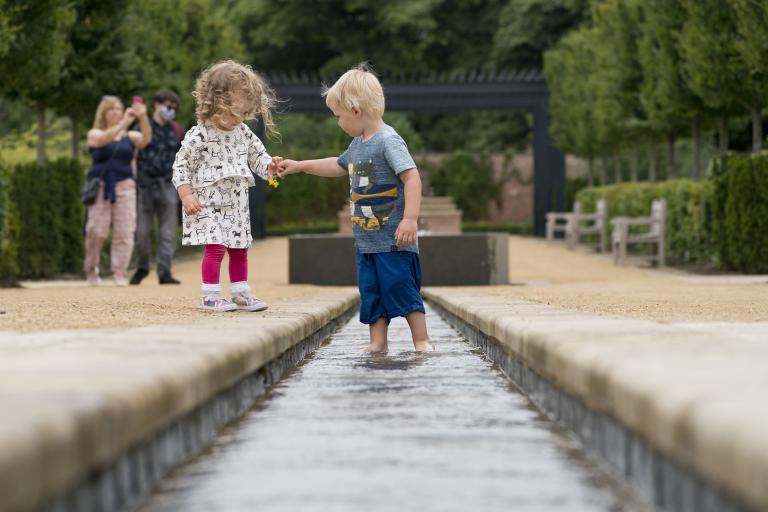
[268, 177, 280, 189]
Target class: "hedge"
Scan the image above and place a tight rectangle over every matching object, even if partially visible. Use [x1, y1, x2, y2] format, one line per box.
[711, 153, 768, 273]
[576, 179, 717, 266]
[4, 159, 85, 279]
[0, 162, 19, 282]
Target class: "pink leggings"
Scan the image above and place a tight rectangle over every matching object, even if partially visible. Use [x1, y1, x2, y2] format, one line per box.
[202, 244, 248, 284]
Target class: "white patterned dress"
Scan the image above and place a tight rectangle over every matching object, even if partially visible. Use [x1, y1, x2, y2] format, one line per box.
[172, 123, 271, 248]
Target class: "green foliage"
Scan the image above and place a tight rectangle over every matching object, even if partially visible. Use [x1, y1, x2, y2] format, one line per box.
[0, 162, 19, 282]
[462, 220, 533, 235]
[424, 150, 503, 221]
[266, 220, 339, 236]
[0, 1, 75, 100]
[544, 27, 603, 160]
[492, 0, 589, 69]
[576, 179, 716, 265]
[564, 176, 589, 210]
[8, 159, 85, 278]
[711, 153, 768, 272]
[407, 112, 529, 153]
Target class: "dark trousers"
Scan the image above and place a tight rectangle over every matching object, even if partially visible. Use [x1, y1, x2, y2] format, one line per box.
[135, 178, 179, 276]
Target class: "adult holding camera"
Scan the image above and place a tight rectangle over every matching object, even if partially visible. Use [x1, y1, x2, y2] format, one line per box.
[130, 90, 184, 285]
[84, 95, 151, 286]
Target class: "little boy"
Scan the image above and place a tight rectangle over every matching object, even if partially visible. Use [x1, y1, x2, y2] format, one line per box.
[278, 64, 434, 353]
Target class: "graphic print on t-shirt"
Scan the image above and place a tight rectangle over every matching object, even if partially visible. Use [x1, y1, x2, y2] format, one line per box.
[349, 159, 398, 231]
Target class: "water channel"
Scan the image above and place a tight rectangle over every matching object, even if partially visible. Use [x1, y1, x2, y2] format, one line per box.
[140, 305, 645, 512]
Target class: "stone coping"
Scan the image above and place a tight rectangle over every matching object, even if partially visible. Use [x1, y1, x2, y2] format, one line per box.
[0, 289, 358, 512]
[422, 288, 768, 512]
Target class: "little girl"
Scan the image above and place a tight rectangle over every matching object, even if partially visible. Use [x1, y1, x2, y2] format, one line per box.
[172, 60, 280, 312]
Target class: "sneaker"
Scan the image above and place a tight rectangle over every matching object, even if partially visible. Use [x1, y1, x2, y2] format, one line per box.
[200, 295, 238, 312]
[232, 294, 269, 312]
[114, 274, 128, 287]
[158, 273, 181, 285]
[130, 268, 149, 285]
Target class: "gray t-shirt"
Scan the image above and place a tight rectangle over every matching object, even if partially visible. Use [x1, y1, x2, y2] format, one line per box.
[338, 124, 418, 254]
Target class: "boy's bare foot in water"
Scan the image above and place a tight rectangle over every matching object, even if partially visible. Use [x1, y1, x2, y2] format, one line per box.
[363, 343, 388, 354]
[413, 340, 435, 352]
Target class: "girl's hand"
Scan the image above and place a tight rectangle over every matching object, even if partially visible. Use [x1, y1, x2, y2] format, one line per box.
[395, 218, 418, 247]
[181, 194, 203, 215]
[277, 159, 301, 178]
[268, 156, 284, 179]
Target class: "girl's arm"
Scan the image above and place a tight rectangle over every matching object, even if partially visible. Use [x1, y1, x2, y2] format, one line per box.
[172, 126, 204, 214]
[245, 126, 272, 180]
[279, 157, 347, 178]
[128, 104, 152, 149]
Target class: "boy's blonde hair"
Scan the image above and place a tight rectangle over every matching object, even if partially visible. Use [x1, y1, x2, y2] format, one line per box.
[193, 60, 278, 136]
[92, 95, 123, 130]
[323, 64, 385, 117]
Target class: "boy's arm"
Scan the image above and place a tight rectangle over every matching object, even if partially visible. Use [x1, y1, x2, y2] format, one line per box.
[395, 168, 421, 247]
[279, 157, 347, 178]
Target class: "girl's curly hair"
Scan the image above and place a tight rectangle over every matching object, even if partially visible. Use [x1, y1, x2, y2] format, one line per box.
[193, 60, 278, 137]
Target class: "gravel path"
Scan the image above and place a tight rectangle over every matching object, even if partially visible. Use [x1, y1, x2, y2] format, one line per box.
[1, 235, 766, 332]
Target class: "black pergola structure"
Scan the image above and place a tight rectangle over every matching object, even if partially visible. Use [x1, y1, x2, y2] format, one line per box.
[250, 70, 565, 238]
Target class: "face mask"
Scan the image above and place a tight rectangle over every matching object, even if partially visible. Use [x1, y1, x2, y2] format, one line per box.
[160, 106, 176, 121]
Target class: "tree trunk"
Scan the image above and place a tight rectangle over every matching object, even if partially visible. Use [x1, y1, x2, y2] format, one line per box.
[752, 108, 763, 153]
[70, 113, 80, 159]
[692, 118, 702, 180]
[719, 116, 729, 154]
[36, 101, 47, 166]
[613, 152, 622, 184]
[587, 156, 594, 187]
[647, 144, 657, 183]
[599, 157, 608, 186]
[629, 146, 639, 182]
[666, 134, 676, 179]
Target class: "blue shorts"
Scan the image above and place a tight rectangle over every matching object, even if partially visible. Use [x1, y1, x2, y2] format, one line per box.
[356, 250, 426, 324]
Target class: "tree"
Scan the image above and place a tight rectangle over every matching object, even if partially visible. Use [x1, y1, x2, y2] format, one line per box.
[638, 0, 708, 179]
[545, 27, 603, 185]
[0, 0, 20, 59]
[49, 0, 141, 158]
[680, 0, 750, 154]
[232, 0, 437, 76]
[729, 0, 768, 152]
[124, 0, 244, 128]
[591, 0, 648, 182]
[493, 0, 589, 69]
[0, 1, 75, 165]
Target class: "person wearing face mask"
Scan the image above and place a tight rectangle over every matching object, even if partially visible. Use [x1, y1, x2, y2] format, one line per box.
[131, 89, 185, 285]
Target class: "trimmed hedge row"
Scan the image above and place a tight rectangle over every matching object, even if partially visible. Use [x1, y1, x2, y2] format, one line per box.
[1, 159, 85, 280]
[710, 153, 768, 273]
[576, 179, 716, 266]
[576, 152, 768, 272]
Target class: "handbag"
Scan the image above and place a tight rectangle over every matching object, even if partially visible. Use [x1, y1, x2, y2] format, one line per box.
[81, 138, 121, 205]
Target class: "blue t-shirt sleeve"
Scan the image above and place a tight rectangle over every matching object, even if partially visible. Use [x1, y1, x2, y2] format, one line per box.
[337, 140, 354, 171]
[383, 134, 416, 175]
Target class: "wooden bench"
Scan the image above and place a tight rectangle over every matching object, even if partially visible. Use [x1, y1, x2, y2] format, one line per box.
[546, 200, 607, 253]
[566, 199, 607, 252]
[611, 199, 666, 266]
[545, 202, 581, 243]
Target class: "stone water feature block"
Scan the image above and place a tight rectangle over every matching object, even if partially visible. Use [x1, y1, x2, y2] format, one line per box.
[289, 233, 508, 286]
